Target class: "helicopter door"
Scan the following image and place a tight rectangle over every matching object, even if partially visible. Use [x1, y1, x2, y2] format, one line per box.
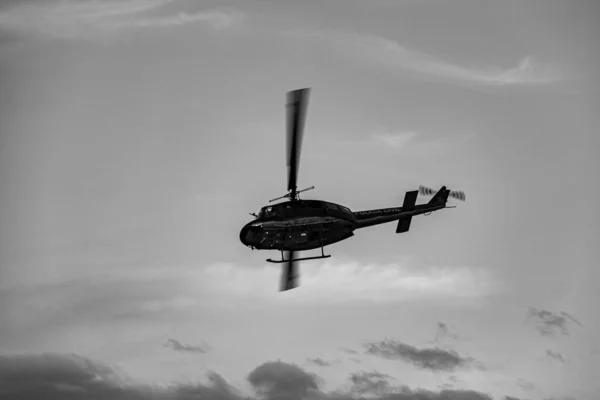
[309, 230, 320, 241]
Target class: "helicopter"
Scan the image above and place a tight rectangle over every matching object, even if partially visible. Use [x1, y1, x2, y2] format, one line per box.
[239, 88, 466, 292]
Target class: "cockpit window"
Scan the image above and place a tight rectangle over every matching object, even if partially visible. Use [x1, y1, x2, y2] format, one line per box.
[259, 206, 278, 219]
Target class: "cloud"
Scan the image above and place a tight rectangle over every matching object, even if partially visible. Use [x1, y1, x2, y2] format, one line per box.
[0, 353, 520, 400]
[363, 338, 481, 372]
[527, 308, 583, 337]
[289, 30, 560, 87]
[163, 338, 210, 354]
[0, 0, 241, 40]
[348, 371, 394, 395]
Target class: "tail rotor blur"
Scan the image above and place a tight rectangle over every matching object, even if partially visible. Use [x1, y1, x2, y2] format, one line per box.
[419, 185, 466, 202]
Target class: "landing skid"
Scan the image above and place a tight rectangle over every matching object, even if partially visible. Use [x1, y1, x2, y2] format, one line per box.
[266, 247, 331, 264]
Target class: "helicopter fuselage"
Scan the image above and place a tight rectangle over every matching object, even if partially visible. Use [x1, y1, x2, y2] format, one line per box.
[240, 216, 355, 251]
[239, 199, 356, 251]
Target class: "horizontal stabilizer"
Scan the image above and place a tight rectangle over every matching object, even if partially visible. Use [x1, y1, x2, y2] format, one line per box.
[396, 216, 412, 234]
[395, 190, 418, 234]
[402, 190, 418, 210]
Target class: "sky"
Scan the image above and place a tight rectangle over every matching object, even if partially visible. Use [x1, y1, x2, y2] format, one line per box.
[0, 0, 599, 399]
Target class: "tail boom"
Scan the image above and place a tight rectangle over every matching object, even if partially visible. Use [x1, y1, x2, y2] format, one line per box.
[353, 189, 445, 230]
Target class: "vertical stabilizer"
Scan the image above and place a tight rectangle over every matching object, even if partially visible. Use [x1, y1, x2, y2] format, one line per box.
[427, 186, 450, 206]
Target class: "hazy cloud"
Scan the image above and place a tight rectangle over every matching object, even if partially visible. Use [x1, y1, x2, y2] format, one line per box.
[372, 131, 418, 149]
[516, 378, 535, 391]
[306, 357, 336, 367]
[437, 375, 460, 391]
[256, 259, 498, 304]
[364, 338, 480, 372]
[546, 350, 566, 364]
[341, 129, 472, 157]
[290, 30, 560, 87]
[0, 0, 241, 40]
[163, 338, 210, 354]
[138, 259, 497, 305]
[431, 322, 461, 346]
[1, 259, 497, 345]
[527, 308, 583, 337]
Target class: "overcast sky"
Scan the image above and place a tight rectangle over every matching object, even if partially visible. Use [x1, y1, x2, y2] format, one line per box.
[0, 1, 599, 399]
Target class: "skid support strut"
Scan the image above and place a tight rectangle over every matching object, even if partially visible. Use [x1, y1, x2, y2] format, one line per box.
[266, 246, 331, 263]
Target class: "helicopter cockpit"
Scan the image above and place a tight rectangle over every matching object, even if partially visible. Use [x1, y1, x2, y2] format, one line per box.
[257, 206, 277, 219]
[256, 203, 305, 220]
[255, 200, 354, 221]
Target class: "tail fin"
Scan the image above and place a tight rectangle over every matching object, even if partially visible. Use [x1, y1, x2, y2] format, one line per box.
[427, 186, 450, 206]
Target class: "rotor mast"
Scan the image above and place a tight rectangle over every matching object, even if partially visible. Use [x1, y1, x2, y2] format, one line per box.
[269, 185, 314, 203]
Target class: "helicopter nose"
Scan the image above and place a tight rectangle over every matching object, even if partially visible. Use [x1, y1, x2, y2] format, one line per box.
[239, 222, 261, 247]
[239, 223, 251, 246]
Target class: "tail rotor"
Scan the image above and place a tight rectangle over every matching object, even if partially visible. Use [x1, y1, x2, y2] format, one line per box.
[419, 185, 466, 202]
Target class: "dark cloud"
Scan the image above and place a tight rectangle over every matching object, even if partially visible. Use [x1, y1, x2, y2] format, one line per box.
[0, 353, 537, 400]
[163, 338, 209, 354]
[306, 358, 334, 367]
[348, 371, 394, 395]
[0, 353, 243, 400]
[0, 353, 133, 399]
[247, 361, 322, 400]
[546, 350, 566, 364]
[527, 308, 582, 337]
[363, 338, 480, 372]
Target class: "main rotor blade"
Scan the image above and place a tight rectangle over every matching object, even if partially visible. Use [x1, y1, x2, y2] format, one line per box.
[280, 251, 299, 291]
[286, 88, 310, 198]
